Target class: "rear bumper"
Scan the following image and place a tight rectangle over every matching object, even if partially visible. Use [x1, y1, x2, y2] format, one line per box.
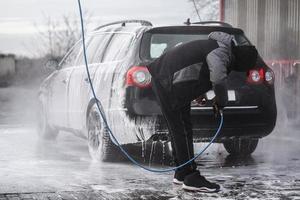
[125, 85, 277, 140]
[126, 100, 277, 140]
[125, 87, 162, 115]
[155, 106, 277, 141]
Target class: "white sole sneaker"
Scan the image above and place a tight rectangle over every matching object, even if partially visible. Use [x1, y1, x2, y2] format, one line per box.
[182, 184, 220, 193]
[173, 178, 183, 185]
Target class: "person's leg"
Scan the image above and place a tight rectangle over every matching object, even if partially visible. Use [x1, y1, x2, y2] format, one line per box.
[151, 80, 220, 192]
[180, 104, 197, 170]
[180, 103, 221, 192]
[169, 104, 198, 184]
[151, 80, 195, 178]
[162, 106, 199, 184]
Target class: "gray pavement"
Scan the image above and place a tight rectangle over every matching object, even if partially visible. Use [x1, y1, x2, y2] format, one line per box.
[0, 87, 299, 199]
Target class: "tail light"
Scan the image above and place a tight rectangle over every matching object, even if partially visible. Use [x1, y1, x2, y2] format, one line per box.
[264, 69, 275, 85]
[247, 68, 275, 85]
[247, 68, 264, 84]
[126, 66, 151, 88]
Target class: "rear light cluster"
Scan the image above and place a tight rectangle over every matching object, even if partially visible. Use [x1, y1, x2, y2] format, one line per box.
[126, 66, 152, 88]
[247, 68, 275, 85]
[126, 66, 275, 87]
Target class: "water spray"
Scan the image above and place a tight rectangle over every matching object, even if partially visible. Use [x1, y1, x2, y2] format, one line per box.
[76, 0, 224, 173]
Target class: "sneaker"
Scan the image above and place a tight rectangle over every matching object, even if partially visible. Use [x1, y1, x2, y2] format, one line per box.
[182, 171, 220, 192]
[173, 168, 196, 185]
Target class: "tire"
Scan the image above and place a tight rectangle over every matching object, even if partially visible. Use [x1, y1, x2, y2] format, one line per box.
[143, 140, 174, 166]
[223, 138, 259, 156]
[37, 104, 59, 140]
[87, 104, 118, 162]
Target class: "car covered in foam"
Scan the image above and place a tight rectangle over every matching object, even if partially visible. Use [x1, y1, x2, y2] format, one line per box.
[38, 20, 277, 161]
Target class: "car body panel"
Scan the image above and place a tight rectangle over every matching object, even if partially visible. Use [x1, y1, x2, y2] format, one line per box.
[38, 23, 277, 145]
[67, 64, 97, 131]
[48, 68, 74, 128]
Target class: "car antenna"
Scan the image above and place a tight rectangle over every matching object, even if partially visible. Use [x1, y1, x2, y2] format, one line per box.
[184, 18, 191, 25]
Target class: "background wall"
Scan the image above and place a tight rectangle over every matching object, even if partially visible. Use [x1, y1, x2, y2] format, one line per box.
[222, 0, 300, 60]
[221, 0, 300, 121]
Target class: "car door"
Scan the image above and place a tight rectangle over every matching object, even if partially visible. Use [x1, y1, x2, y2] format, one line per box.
[48, 42, 81, 128]
[93, 32, 135, 110]
[92, 32, 135, 140]
[67, 33, 112, 131]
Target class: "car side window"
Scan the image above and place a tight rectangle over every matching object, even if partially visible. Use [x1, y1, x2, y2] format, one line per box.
[75, 33, 112, 65]
[59, 41, 82, 69]
[102, 33, 134, 62]
[91, 33, 112, 63]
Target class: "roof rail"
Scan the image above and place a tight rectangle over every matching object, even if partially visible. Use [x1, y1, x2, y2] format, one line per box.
[184, 19, 233, 28]
[94, 20, 153, 31]
[192, 21, 233, 28]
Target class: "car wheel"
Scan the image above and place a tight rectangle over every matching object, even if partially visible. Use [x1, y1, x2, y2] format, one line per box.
[87, 104, 118, 162]
[37, 104, 59, 140]
[223, 138, 259, 156]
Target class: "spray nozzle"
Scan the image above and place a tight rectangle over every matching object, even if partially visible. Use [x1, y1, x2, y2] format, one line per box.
[219, 109, 223, 116]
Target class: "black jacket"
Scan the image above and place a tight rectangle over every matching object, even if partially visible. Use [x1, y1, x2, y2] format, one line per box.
[148, 31, 234, 110]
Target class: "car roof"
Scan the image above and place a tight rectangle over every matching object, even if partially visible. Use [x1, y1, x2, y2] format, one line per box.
[146, 25, 244, 35]
[90, 20, 244, 35]
[92, 26, 146, 35]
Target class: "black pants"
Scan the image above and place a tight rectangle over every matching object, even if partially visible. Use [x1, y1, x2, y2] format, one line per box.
[151, 79, 197, 172]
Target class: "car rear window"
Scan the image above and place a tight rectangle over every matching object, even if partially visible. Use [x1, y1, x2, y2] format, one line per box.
[140, 32, 250, 61]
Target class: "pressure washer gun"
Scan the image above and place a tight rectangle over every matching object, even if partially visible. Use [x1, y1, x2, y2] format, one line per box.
[213, 103, 224, 117]
[212, 99, 224, 118]
[195, 95, 224, 117]
[212, 83, 227, 118]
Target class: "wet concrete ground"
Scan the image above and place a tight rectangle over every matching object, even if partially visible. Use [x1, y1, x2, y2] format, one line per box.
[0, 87, 300, 199]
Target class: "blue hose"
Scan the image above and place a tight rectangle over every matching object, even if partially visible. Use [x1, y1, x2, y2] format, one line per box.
[76, 0, 224, 173]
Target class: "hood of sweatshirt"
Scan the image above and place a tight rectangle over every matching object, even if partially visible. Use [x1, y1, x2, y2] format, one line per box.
[208, 31, 234, 48]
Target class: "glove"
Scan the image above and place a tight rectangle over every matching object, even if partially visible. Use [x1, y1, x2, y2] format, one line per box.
[212, 82, 227, 118]
[212, 98, 224, 118]
[195, 95, 207, 106]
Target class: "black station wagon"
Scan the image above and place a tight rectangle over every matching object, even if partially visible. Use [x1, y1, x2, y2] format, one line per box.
[38, 20, 277, 161]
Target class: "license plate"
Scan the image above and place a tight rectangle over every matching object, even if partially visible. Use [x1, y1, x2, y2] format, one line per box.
[205, 90, 236, 101]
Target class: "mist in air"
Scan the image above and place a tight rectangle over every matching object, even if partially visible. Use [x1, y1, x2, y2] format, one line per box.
[0, 0, 299, 199]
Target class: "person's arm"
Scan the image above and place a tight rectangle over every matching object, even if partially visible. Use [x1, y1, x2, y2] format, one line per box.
[206, 49, 229, 110]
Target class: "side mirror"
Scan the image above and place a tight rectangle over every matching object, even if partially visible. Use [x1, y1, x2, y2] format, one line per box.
[44, 59, 61, 72]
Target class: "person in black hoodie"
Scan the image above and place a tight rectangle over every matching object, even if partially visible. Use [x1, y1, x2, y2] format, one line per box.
[147, 31, 258, 192]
